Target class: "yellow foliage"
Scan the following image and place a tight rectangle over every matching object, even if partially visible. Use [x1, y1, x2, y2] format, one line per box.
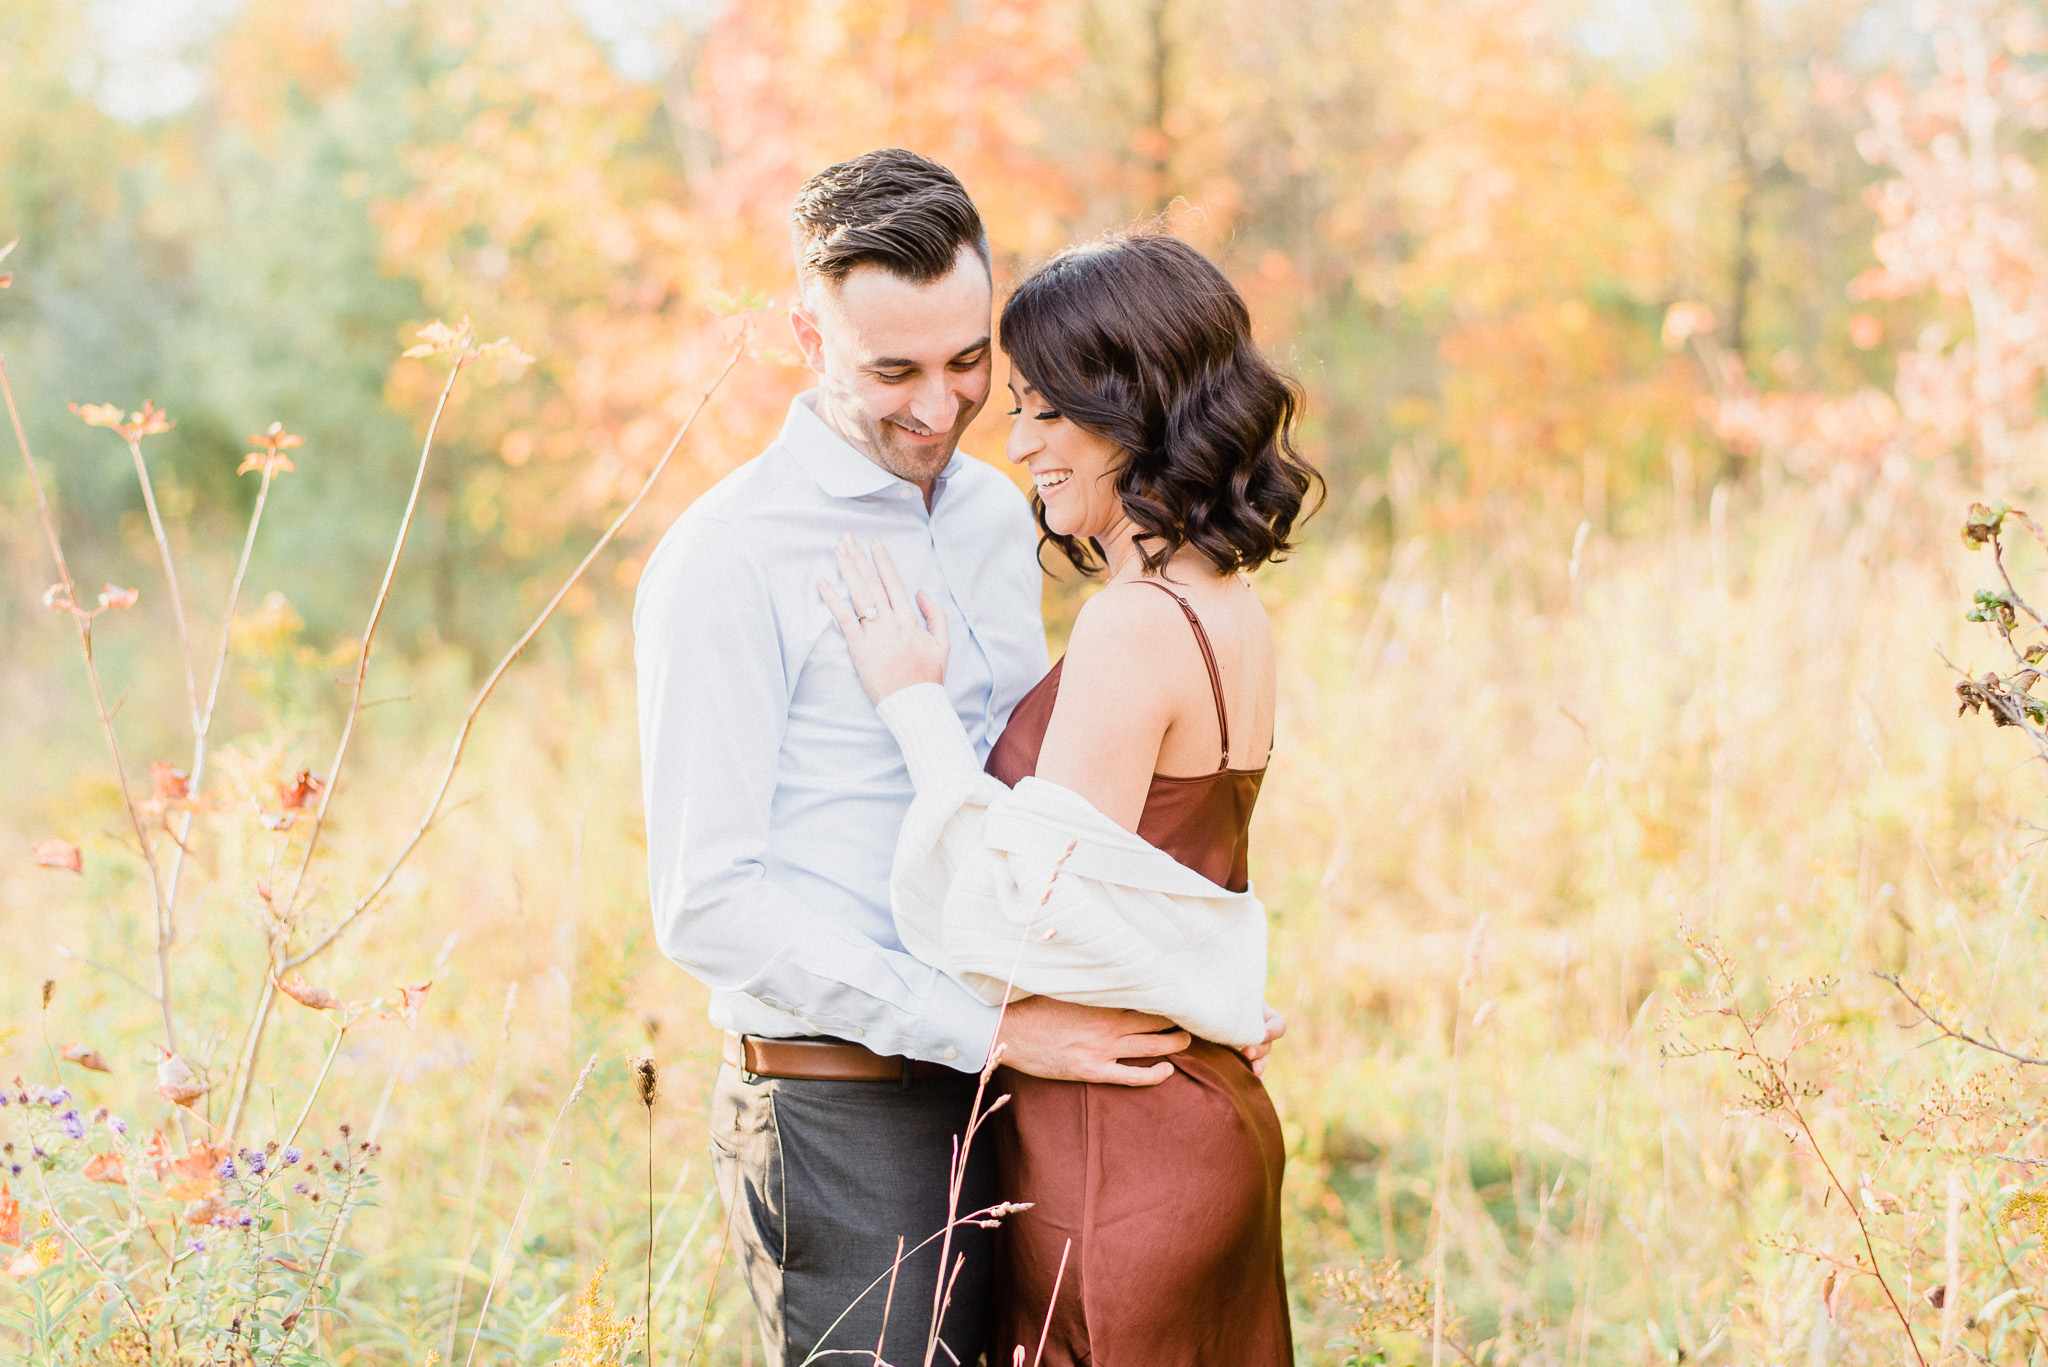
[551, 1262, 638, 1367]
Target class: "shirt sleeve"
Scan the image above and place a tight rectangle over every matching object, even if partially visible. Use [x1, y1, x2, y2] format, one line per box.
[633, 515, 1001, 1069]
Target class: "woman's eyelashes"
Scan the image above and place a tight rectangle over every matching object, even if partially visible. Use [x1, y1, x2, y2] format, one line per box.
[1003, 406, 1063, 420]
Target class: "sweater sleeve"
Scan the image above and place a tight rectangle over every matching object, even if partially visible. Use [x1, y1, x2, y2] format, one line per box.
[874, 683, 1270, 1047]
[875, 683, 984, 792]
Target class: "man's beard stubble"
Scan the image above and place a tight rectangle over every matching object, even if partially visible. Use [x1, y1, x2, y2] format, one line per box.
[833, 392, 983, 486]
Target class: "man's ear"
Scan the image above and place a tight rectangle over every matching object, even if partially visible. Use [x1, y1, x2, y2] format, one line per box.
[788, 300, 828, 376]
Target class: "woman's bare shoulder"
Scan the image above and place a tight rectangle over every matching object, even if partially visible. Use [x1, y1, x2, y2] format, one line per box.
[1063, 581, 1199, 671]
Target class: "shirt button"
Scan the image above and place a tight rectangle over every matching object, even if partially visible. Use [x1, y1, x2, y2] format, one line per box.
[944, 1047, 959, 1060]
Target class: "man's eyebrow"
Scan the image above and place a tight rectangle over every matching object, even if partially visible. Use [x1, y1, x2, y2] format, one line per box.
[867, 337, 992, 370]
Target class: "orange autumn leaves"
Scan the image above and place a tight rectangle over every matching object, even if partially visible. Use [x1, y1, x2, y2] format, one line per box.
[276, 972, 433, 1027]
[239, 421, 303, 476]
[30, 405, 319, 878]
[32, 839, 81, 873]
[68, 399, 173, 443]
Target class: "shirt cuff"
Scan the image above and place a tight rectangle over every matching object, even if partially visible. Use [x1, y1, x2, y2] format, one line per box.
[876, 682, 984, 793]
[909, 977, 1004, 1072]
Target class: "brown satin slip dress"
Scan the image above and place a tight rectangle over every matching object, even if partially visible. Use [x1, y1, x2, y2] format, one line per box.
[983, 580, 1293, 1366]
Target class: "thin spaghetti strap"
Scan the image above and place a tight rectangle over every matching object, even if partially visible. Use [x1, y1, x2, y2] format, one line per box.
[1132, 580, 1231, 770]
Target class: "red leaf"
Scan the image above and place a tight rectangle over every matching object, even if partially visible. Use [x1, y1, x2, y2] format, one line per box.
[387, 979, 434, 1024]
[277, 769, 326, 811]
[149, 763, 190, 805]
[166, 1141, 225, 1184]
[32, 840, 81, 874]
[276, 973, 339, 1011]
[154, 1049, 210, 1108]
[82, 1153, 126, 1185]
[60, 1043, 110, 1073]
[0, 1185, 17, 1245]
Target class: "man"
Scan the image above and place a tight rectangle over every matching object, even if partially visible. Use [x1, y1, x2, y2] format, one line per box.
[634, 149, 1192, 1365]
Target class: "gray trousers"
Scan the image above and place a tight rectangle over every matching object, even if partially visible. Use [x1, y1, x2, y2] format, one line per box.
[709, 1062, 997, 1366]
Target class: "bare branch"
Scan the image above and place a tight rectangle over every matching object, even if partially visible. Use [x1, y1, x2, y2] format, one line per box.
[278, 355, 470, 921]
[224, 327, 749, 1136]
[283, 328, 749, 972]
[1876, 971, 2048, 1068]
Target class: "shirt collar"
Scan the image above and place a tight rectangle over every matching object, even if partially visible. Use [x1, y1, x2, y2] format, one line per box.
[779, 391, 962, 500]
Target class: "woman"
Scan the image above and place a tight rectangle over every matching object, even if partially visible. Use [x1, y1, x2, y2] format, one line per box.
[820, 232, 1318, 1364]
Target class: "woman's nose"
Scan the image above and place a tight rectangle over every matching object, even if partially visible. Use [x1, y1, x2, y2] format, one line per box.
[1005, 422, 1039, 465]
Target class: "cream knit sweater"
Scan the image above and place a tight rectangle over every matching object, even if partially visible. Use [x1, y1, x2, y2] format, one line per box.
[875, 682, 1269, 1048]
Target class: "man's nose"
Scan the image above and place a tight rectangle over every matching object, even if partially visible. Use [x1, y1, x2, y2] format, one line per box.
[907, 374, 962, 433]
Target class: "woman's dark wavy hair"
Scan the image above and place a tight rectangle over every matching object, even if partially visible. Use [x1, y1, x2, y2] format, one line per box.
[1000, 232, 1322, 576]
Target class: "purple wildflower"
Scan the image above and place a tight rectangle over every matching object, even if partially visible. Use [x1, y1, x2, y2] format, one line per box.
[281, 1147, 301, 1166]
[246, 1150, 266, 1174]
[56, 1110, 84, 1140]
[109, 1118, 127, 1136]
[217, 1159, 237, 1180]
[188, 1239, 206, 1254]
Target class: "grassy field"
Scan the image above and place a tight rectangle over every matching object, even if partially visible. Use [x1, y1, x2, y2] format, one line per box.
[2, 447, 2043, 1365]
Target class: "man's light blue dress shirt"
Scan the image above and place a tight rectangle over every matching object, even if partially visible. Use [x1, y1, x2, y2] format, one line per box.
[634, 392, 1048, 1069]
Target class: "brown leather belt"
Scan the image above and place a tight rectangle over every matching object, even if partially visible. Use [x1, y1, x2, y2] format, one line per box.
[722, 1032, 957, 1086]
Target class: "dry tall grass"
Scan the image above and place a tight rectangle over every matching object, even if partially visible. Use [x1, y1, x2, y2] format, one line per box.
[4, 436, 2043, 1361]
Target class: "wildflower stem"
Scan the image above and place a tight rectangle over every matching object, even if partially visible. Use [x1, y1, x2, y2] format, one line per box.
[792, 1200, 1022, 1366]
[446, 982, 518, 1362]
[220, 354, 467, 1140]
[30, 1162, 149, 1334]
[0, 357, 173, 1047]
[464, 1053, 597, 1367]
[158, 460, 279, 1031]
[1029, 1238, 1071, 1367]
[285, 329, 749, 975]
[277, 355, 468, 922]
[1878, 972, 2048, 1068]
[226, 329, 747, 1141]
[1721, 960, 1925, 1365]
[646, 1088, 656, 1366]
[684, 1162, 737, 1367]
[874, 1235, 905, 1366]
[920, 840, 1076, 1367]
[118, 430, 201, 733]
[282, 1023, 349, 1154]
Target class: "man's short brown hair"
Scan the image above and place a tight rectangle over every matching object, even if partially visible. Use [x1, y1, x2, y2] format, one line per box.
[791, 149, 991, 286]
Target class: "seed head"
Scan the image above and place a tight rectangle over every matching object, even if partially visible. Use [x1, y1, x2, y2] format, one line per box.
[628, 1052, 659, 1109]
